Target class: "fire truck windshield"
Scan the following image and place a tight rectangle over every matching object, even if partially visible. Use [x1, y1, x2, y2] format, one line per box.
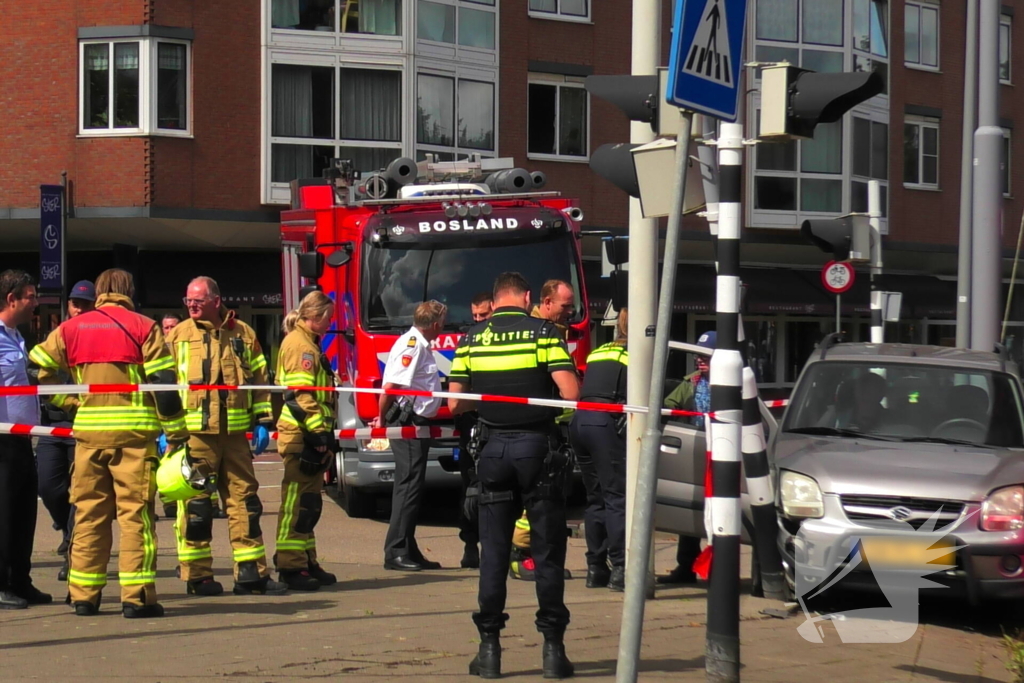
[362, 233, 583, 330]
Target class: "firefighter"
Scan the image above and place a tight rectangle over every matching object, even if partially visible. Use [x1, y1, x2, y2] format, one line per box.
[510, 279, 576, 582]
[274, 290, 339, 591]
[569, 308, 628, 592]
[449, 272, 579, 680]
[164, 276, 286, 597]
[29, 268, 188, 618]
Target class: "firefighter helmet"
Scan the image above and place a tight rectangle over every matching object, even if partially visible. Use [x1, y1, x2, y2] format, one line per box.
[157, 444, 216, 502]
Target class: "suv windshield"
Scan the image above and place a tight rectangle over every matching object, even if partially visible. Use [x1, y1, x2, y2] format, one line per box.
[783, 361, 1024, 448]
[361, 232, 582, 330]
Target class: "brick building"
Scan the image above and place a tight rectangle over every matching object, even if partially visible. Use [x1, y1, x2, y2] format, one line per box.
[0, 0, 1021, 387]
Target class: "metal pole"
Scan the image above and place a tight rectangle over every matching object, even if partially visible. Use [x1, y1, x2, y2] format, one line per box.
[836, 295, 841, 333]
[616, 112, 694, 683]
[624, 0, 661, 585]
[705, 121, 744, 683]
[698, 116, 721, 242]
[868, 180, 884, 344]
[971, 0, 1003, 351]
[957, 0, 979, 348]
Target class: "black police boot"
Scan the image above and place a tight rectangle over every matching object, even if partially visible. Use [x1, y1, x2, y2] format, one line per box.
[585, 564, 610, 588]
[278, 570, 320, 592]
[0, 590, 28, 610]
[541, 635, 575, 679]
[308, 563, 337, 587]
[468, 632, 501, 679]
[13, 584, 53, 605]
[122, 602, 165, 619]
[461, 544, 480, 569]
[608, 566, 625, 592]
[186, 577, 224, 596]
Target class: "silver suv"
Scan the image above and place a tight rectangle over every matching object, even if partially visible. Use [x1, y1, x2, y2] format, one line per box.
[777, 342, 1024, 603]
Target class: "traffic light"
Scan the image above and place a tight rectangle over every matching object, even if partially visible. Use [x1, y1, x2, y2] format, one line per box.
[801, 215, 871, 262]
[760, 66, 884, 139]
[590, 143, 641, 198]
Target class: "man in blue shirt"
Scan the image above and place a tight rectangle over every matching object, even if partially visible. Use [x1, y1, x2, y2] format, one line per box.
[0, 270, 49, 609]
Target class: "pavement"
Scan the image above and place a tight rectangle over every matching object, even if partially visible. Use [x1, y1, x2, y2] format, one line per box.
[2, 454, 1020, 682]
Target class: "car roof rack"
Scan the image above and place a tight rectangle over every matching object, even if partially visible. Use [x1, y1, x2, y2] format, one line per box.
[818, 332, 846, 361]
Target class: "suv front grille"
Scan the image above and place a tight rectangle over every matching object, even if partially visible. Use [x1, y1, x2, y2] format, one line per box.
[840, 495, 965, 530]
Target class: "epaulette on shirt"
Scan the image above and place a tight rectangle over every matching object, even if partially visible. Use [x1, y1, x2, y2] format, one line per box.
[407, 337, 417, 348]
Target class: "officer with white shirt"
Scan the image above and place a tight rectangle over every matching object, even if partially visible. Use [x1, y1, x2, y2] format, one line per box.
[372, 300, 447, 571]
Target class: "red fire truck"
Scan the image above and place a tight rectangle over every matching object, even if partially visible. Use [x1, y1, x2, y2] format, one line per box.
[280, 155, 592, 517]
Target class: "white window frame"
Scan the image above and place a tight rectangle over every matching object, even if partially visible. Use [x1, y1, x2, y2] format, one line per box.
[904, 1, 939, 71]
[1001, 15, 1013, 85]
[414, 67, 497, 161]
[78, 38, 193, 137]
[526, 74, 590, 163]
[528, 0, 590, 24]
[903, 117, 940, 190]
[266, 61, 406, 194]
[416, 0, 498, 52]
[1004, 128, 1013, 198]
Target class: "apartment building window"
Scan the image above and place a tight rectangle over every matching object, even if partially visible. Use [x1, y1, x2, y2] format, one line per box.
[80, 39, 191, 135]
[529, 0, 588, 21]
[753, 113, 843, 213]
[271, 0, 402, 36]
[418, 0, 496, 49]
[1004, 129, 1012, 197]
[903, 118, 939, 188]
[754, 0, 845, 75]
[851, 117, 889, 215]
[527, 76, 588, 160]
[852, 0, 889, 93]
[904, 1, 938, 69]
[1001, 15, 1012, 84]
[416, 73, 494, 160]
[270, 64, 402, 183]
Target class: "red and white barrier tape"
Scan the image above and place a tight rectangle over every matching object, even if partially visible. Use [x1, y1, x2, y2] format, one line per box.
[0, 422, 459, 441]
[7, 383, 738, 420]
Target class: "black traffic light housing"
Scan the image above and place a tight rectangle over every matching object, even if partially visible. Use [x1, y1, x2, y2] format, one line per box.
[801, 215, 871, 262]
[590, 143, 640, 198]
[760, 66, 884, 139]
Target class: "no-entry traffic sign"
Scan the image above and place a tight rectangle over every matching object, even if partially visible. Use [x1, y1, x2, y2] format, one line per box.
[821, 261, 855, 294]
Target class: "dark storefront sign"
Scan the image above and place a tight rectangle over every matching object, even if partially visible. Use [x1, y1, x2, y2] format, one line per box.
[138, 251, 283, 309]
[39, 185, 65, 292]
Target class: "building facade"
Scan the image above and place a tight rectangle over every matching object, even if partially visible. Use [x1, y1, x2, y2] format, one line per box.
[1, 0, 1021, 390]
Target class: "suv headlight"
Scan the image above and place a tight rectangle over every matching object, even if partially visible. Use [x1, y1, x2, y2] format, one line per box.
[780, 471, 824, 519]
[981, 485, 1024, 531]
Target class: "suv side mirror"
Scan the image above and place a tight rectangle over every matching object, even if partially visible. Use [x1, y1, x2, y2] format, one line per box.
[298, 252, 324, 279]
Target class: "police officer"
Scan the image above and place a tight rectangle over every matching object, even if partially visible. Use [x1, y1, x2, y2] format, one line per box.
[373, 300, 447, 571]
[165, 276, 285, 597]
[455, 292, 493, 570]
[448, 272, 579, 680]
[569, 308, 628, 592]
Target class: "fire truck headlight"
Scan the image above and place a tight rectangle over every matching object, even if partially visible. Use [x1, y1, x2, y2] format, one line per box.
[468, 202, 481, 217]
[443, 202, 457, 218]
[457, 203, 469, 218]
[480, 203, 493, 216]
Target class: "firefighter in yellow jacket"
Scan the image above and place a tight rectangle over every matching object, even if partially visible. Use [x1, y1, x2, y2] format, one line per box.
[29, 268, 188, 618]
[165, 276, 287, 596]
[274, 290, 338, 591]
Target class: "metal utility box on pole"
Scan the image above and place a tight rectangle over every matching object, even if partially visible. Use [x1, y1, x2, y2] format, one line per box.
[957, 0, 979, 348]
[971, 0, 1003, 351]
[868, 180, 884, 343]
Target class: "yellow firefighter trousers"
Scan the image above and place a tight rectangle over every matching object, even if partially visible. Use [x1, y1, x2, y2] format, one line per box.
[275, 453, 324, 571]
[68, 444, 160, 606]
[175, 432, 268, 582]
[513, 511, 531, 550]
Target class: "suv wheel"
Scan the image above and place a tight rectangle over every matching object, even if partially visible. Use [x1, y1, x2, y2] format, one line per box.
[343, 481, 377, 519]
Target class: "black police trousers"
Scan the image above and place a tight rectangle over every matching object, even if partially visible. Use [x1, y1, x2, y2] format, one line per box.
[568, 410, 626, 569]
[383, 415, 430, 561]
[0, 435, 37, 591]
[455, 413, 479, 547]
[474, 431, 569, 637]
[36, 433, 75, 543]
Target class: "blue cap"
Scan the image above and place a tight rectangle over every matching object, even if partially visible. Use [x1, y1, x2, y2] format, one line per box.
[696, 331, 717, 349]
[69, 280, 95, 302]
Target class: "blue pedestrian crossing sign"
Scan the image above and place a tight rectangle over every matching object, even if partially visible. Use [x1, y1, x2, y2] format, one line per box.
[667, 0, 748, 121]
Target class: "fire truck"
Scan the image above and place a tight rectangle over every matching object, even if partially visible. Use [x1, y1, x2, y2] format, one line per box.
[280, 155, 592, 517]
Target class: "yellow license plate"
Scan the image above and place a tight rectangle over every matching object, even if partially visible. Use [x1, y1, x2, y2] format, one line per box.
[860, 536, 955, 569]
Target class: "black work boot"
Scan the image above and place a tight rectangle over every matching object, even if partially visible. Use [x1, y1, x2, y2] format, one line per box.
[608, 566, 625, 592]
[279, 570, 321, 592]
[122, 602, 165, 619]
[461, 544, 480, 569]
[57, 557, 69, 582]
[468, 632, 501, 679]
[542, 635, 574, 679]
[585, 564, 610, 588]
[234, 575, 289, 595]
[308, 564, 337, 586]
[186, 577, 224, 596]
